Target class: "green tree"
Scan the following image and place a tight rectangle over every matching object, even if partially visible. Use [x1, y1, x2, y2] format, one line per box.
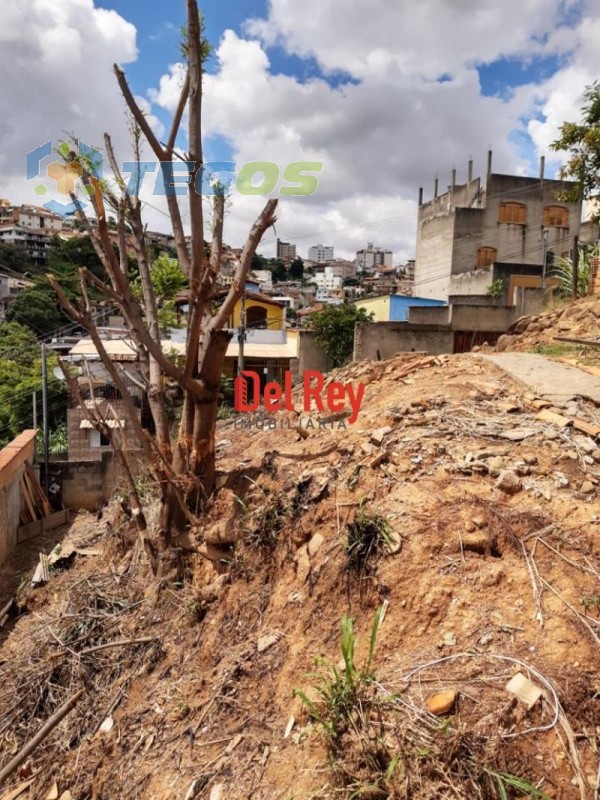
[289, 256, 304, 279]
[0, 243, 39, 275]
[309, 304, 374, 367]
[7, 262, 79, 335]
[269, 258, 288, 283]
[551, 82, 600, 204]
[47, 235, 106, 280]
[0, 322, 66, 447]
[132, 253, 187, 331]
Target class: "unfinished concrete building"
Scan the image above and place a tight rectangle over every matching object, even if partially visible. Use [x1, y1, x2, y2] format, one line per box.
[415, 152, 583, 301]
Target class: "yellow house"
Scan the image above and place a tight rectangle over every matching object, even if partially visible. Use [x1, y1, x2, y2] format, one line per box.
[228, 293, 285, 331]
[354, 295, 391, 322]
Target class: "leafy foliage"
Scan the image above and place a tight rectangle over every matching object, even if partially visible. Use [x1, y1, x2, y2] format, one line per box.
[0, 243, 39, 275]
[486, 279, 504, 299]
[548, 243, 597, 298]
[0, 322, 66, 447]
[551, 81, 600, 203]
[309, 303, 374, 367]
[289, 256, 304, 279]
[295, 606, 384, 741]
[132, 254, 187, 331]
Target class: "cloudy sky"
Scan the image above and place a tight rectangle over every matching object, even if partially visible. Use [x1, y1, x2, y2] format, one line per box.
[0, 0, 598, 262]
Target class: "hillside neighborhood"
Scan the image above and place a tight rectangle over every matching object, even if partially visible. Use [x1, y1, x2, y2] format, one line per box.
[1, 1, 600, 799]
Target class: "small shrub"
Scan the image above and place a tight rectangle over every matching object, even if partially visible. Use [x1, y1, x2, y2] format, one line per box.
[294, 606, 384, 742]
[346, 506, 392, 571]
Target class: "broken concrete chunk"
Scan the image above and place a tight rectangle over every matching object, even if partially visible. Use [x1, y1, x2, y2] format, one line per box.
[572, 435, 598, 454]
[426, 690, 457, 716]
[536, 409, 573, 428]
[496, 470, 522, 495]
[257, 633, 281, 653]
[505, 672, 542, 709]
[370, 426, 393, 447]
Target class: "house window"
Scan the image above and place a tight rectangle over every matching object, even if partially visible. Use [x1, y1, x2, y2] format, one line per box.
[89, 430, 110, 447]
[246, 305, 268, 329]
[543, 205, 569, 227]
[498, 202, 526, 224]
[476, 247, 497, 268]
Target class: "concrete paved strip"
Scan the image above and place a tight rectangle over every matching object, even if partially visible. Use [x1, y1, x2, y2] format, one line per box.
[477, 353, 600, 406]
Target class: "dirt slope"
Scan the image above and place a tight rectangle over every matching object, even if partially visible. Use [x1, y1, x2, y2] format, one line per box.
[2, 352, 600, 799]
[495, 294, 600, 361]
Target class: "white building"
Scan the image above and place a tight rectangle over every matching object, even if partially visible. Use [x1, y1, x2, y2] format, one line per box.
[308, 243, 334, 262]
[252, 270, 273, 292]
[0, 224, 50, 265]
[355, 242, 393, 273]
[313, 267, 342, 291]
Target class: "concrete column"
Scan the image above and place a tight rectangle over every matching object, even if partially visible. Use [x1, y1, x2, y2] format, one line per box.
[434, 176, 439, 198]
[468, 159, 473, 182]
[418, 186, 423, 206]
[487, 149, 493, 179]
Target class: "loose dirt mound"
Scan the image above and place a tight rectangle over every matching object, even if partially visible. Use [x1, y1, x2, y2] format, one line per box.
[1, 353, 600, 799]
[495, 295, 600, 360]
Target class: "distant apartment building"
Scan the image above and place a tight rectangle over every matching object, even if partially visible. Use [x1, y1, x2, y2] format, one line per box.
[355, 243, 393, 273]
[276, 238, 297, 264]
[317, 259, 357, 281]
[308, 243, 334, 262]
[314, 267, 343, 291]
[0, 224, 51, 266]
[414, 153, 583, 300]
[0, 203, 64, 233]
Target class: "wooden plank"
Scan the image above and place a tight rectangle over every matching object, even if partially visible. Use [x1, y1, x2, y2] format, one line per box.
[25, 462, 51, 516]
[554, 336, 600, 349]
[17, 510, 70, 543]
[19, 476, 38, 523]
[573, 418, 600, 438]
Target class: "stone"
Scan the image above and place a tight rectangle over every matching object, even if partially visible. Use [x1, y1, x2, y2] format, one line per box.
[258, 633, 281, 653]
[581, 481, 595, 495]
[295, 546, 311, 584]
[523, 454, 538, 465]
[370, 426, 392, 447]
[592, 450, 600, 464]
[426, 690, 457, 716]
[498, 427, 536, 442]
[463, 531, 491, 553]
[505, 673, 542, 709]
[307, 533, 325, 558]
[487, 456, 505, 472]
[496, 470, 522, 495]
[573, 435, 598, 455]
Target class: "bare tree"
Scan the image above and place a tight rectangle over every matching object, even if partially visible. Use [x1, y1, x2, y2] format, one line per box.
[49, 0, 278, 552]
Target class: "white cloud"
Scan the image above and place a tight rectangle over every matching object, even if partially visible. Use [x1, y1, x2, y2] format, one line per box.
[0, 0, 138, 208]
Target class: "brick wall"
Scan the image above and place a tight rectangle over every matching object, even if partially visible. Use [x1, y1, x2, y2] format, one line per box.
[67, 400, 142, 462]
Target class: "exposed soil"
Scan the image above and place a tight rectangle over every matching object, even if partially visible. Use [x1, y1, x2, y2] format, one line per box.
[1, 351, 600, 799]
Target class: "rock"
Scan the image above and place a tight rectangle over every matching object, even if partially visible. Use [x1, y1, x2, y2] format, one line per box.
[496, 470, 522, 495]
[198, 542, 233, 563]
[581, 481, 595, 495]
[370, 426, 392, 447]
[384, 530, 402, 555]
[463, 531, 492, 554]
[523, 454, 538, 465]
[295, 545, 311, 584]
[258, 633, 281, 653]
[487, 456, 505, 472]
[426, 690, 457, 716]
[573, 435, 598, 455]
[361, 442, 375, 456]
[592, 450, 600, 464]
[505, 673, 542, 709]
[498, 427, 536, 441]
[307, 533, 325, 558]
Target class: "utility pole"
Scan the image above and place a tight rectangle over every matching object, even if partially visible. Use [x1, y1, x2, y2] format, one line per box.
[32, 390, 37, 431]
[41, 343, 49, 495]
[238, 286, 246, 375]
[572, 235, 579, 298]
[541, 229, 549, 292]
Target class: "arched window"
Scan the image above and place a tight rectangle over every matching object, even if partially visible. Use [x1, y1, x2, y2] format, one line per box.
[246, 305, 268, 329]
[476, 247, 497, 268]
[498, 202, 526, 224]
[543, 205, 569, 227]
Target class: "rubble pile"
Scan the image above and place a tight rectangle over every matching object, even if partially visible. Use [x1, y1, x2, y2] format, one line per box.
[495, 294, 600, 356]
